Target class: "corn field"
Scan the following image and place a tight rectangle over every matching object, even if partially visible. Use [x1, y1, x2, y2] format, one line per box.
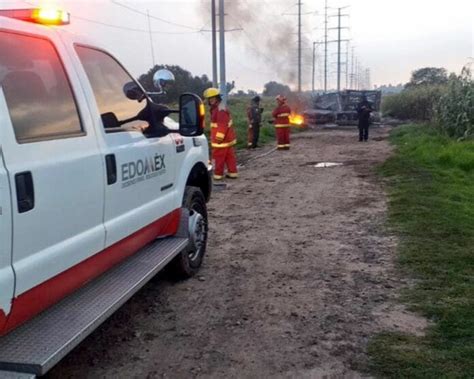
[435, 67, 473, 140]
[382, 66, 473, 140]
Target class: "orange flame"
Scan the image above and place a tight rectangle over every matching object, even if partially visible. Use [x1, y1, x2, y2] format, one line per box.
[289, 113, 305, 127]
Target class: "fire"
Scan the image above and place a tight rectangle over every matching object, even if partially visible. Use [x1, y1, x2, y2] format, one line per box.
[289, 113, 305, 127]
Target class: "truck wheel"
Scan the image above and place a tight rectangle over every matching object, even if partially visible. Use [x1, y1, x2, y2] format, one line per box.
[171, 186, 208, 279]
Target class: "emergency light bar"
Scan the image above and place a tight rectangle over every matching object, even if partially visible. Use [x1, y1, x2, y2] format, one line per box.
[0, 8, 70, 25]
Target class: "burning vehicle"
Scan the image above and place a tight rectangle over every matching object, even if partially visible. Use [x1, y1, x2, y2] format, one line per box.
[304, 90, 382, 126]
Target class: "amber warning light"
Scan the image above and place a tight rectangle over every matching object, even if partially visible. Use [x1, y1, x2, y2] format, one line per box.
[0, 8, 70, 25]
[199, 102, 206, 130]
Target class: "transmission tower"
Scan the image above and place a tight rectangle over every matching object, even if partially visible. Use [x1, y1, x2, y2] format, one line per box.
[328, 6, 349, 92]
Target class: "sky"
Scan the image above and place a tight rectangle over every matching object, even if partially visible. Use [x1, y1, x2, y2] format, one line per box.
[1, 0, 473, 92]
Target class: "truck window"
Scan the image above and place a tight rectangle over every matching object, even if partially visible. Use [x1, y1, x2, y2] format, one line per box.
[74, 46, 148, 132]
[0, 31, 83, 143]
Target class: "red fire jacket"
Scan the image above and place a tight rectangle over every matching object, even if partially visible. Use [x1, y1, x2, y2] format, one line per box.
[210, 104, 237, 148]
[272, 104, 292, 127]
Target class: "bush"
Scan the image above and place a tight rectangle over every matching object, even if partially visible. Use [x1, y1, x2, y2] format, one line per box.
[435, 67, 474, 140]
[382, 85, 446, 121]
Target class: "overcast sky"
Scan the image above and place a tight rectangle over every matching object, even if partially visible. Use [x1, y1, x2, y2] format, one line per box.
[2, 0, 473, 92]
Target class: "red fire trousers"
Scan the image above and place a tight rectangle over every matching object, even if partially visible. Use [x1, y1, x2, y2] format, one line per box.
[276, 127, 290, 149]
[212, 147, 238, 179]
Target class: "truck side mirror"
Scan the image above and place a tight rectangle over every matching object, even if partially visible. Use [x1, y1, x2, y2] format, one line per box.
[179, 93, 205, 137]
[101, 112, 120, 129]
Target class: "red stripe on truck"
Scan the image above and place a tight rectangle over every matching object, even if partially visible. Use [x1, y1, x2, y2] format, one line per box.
[1, 209, 181, 336]
[0, 310, 6, 332]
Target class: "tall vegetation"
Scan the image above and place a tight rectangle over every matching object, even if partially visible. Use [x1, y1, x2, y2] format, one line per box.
[435, 67, 474, 139]
[382, 66, 473, 139]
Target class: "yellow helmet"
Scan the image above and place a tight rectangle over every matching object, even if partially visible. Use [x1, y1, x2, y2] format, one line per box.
[203, 87, 220, 99]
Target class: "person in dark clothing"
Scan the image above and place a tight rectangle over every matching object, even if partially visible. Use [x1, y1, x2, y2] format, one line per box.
[246, 95, 263, 148]
[357, 96, 374, 141]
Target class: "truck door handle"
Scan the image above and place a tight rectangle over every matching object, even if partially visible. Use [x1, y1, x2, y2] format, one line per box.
[105, 154, 117, 185]
[15, 172, 34, 213]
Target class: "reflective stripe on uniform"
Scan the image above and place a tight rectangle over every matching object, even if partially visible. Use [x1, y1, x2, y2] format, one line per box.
[277, 113, 290, 117]
[216, 132, 225, 139]
[226, 173, 238, 178]
[211, 139, 237, 148]
[275, 124, 291, 128]
[210, 123, 218, 128]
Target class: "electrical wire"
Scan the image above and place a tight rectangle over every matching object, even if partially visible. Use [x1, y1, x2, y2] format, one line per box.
[110, 0, 202, 31]
[20, 0, 202, 35]
[73, 15, 201, 35]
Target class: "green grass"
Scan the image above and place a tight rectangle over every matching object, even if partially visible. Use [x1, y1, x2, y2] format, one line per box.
[368, 124, 474, 378]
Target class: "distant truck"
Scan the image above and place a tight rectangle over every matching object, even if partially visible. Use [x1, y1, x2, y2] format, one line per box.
[304, 90, 382, 126]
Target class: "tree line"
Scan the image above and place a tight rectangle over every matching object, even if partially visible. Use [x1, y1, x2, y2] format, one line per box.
[138, 64, 293, 102]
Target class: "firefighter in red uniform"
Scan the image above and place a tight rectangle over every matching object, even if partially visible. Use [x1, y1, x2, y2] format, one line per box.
[203, 88, 238, 180]
[272, 95, 292, 150]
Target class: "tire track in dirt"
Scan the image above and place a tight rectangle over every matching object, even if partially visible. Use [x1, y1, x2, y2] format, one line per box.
[48, 126, 425, 379]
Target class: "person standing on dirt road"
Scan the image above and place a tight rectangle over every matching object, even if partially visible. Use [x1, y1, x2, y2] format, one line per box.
[247, 95, 263, 149]
[203, 87, 238, 180]
[357, 95, 374, 142]
[272, 95, 292, 150]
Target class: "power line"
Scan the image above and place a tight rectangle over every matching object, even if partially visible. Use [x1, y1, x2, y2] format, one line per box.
[110, 0, 202, 31]
[72, 15, 200, 35]
[20, 0, 200, 34]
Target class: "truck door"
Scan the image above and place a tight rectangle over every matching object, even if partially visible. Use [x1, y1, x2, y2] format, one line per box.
[73, 46, 179, 248]
[0, 29, 105, 328]
[0, 89, 14, 333]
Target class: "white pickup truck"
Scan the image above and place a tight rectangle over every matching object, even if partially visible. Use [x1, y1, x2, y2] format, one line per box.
[0, 8, 211, 377]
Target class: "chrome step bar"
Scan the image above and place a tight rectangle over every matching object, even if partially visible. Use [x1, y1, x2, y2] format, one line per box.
[0, 236, 188, 376]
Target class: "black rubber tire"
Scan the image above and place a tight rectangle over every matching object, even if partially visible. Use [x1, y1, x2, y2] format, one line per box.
[170, 186, 208, 279]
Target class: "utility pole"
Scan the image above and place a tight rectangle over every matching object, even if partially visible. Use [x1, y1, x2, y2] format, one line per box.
[337, 8, 341, 91]
[324, 0, 328, 93]
[356, 59, 361, 90]
[350, 46, 355, 89]
[312, 41, 316, 93]
[146, 9, 155, 67]
[211, 0, 218, 88]
[312, 41, 322, 93]
[218, 0, 227, 105]
[298, 0, 302, 93]
[331, 6, 349, 92]
[345, 41, 349, 89]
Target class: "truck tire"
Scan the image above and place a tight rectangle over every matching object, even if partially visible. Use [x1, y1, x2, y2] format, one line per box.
[171, 186, 208, 279]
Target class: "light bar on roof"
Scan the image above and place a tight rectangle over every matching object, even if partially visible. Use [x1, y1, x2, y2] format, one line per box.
[0, 8, 70, 25]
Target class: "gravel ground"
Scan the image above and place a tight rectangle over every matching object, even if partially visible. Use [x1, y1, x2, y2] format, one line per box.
[47, 125, 425, 379]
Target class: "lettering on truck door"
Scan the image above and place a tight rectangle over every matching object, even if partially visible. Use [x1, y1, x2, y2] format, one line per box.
[0, 88, 15, 334]
[73, 46, 179, 248]
[0, 29, 106, 333]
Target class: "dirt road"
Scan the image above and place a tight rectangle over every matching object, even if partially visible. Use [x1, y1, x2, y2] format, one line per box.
[48, 126, 423, 378]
